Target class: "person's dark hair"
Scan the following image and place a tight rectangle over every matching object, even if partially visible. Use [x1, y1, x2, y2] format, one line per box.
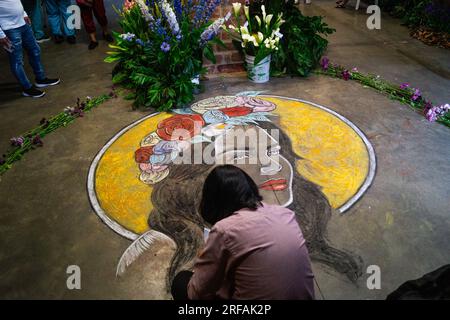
[200, 165, 263, 225]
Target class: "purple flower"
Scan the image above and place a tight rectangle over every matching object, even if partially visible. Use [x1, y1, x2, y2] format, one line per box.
[342, 69, 351, 81]
[412, 88, 421, 101]
[425, 103, 450, 122]
[160, 42, 171, 52]
[10, 136, 24, 147]
[351, 67, 358, 72]
[32, 135, 43, 147]
[136, 39, 145, 46]
[426, 108, 438, 122]
[400, 82, 410, 90]
[320, 57, 329, 71]
[423, 101, 433, 113]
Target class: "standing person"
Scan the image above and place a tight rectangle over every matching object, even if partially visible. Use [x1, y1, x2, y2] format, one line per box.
[171, 165, 315, 300]
[76, 0, 113, 50]
[44, 0, 76, 44]
[21, 0, 50, 42]
[0, 0, 60, 98]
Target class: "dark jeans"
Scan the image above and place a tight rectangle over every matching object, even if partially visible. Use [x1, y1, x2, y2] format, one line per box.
[78, 0, 108, 34]
[171, 271, 193, 300]
[4, 24, 46, 89]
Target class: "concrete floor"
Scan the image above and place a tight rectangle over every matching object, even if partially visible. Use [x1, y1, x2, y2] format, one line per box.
[0, 0, 449, 299]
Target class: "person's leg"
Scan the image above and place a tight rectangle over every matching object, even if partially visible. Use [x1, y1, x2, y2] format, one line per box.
[80, 5, 98, 49]
[32, 0, 46, 40]
[171, 271, 193, 300]
[44, 0, 62, 37]
[21, 23, 60, 88]
[93, 0, 112, 42]
[4, 26, 34, 90]
[59, 0, 75, 37]
[93, 0, 108, 32]
[21, 0, 36, 17]
[21, 23, 46, 82]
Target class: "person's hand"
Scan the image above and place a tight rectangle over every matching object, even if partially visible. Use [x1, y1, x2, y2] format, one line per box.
[24, 16, 32, 25]
[0, 36, 13, 52]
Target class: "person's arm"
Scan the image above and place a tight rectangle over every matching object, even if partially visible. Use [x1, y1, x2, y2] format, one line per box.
[187, 227, 231, 300]
[0, 26, 5, 39]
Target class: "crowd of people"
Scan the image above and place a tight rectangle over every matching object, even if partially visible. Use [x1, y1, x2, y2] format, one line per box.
[0, 0, 113, 98]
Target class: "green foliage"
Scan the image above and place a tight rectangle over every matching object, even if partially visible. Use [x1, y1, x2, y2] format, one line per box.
[224, 2, 285, 65]
[0, 94, 113, 176]
[381, 0, 450, 33]
[251, 0, 335, 77]
[316, 61, 450, 128]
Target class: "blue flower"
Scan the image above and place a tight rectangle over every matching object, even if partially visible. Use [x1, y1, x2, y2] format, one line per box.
[173, 0, 183, 19]
[160, 42, 171, 52]
[136, 39, 145, 46]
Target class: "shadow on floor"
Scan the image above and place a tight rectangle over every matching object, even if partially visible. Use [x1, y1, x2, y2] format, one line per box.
[0, 83, 23, 106]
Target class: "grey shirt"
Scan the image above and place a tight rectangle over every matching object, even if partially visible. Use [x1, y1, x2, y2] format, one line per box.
[0, 0, 28, 38]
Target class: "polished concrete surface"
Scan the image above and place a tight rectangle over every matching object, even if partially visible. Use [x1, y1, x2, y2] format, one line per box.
[0, 0, 449, 299]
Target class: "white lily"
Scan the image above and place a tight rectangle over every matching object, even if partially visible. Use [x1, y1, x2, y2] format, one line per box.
[232, 2, 241, 17]
[248, 35, 258, 47]
[265, 14, 273, 26]
[257, 32, 264, 44]
[255, 15, 261, 27]
[240, 25, 249, 35]
[244, 5, 250, 21]
[261, 5, 267, 21]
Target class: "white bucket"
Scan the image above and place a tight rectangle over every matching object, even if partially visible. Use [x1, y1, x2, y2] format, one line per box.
[245, 54, 271, 83]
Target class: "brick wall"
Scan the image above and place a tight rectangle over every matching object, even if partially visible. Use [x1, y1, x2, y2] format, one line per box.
[205, 0, 247, 74]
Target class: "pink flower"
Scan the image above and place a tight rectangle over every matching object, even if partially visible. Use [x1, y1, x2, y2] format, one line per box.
[123, 0, 135, 11]
[411, 88, 421, 101]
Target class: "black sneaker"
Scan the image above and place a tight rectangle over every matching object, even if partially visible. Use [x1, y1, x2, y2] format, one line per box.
[36, 35, 51, 43]
[103, 33, 114, 43]
[22, 87, 46, 98]
[54, 35, 64, 44]
[35, 78, 61, 88]
[67, 35, 76, 44]
[88, 41, 99, 50]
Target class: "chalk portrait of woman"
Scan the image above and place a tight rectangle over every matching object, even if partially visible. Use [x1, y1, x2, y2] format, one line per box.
[115, 95, 365, 289]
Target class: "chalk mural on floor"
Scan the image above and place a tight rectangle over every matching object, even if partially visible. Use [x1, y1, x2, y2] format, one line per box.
[87, 95, 376, 285]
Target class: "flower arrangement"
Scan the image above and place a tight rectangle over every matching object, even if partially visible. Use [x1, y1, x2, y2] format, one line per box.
[251, 0, 335, 77]
[222, 2, 284, 83]
[224, 2, 285, 65]
[0, 93, 115, 176]
[317, 57, 450, 128]
[106, 0, 228, 111]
